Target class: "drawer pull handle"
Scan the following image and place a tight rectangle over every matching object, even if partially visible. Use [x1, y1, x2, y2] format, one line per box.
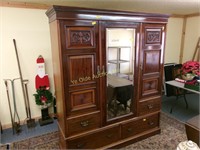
[106, 134, 113, 138]
[97, 65, 100, 74]
[102, 65, 105, 73]
[127, 128, 133, 132]
[76, 143, 86, 148]
[147, 104, 153, 109]
[80, 121, 89, 127]
[140, 64, 143, 71]
[143, 118, 147, 122]
[148, 121, 154, 126]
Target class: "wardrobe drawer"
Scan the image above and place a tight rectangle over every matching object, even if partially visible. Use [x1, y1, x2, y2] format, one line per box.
[67, 112, 100, 136]
[121, 113, 159, 139]
[68, 125, 120, 149]
[138, 98, 161, 115]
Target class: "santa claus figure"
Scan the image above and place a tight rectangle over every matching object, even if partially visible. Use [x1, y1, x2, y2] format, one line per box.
[35, 55, 50, 90]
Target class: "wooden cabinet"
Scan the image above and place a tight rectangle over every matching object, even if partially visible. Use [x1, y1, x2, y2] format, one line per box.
[46, 6, 169, 149]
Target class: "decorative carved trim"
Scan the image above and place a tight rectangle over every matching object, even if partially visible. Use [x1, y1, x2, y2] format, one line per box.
[66, 27, 95, 49]
[146, 30, 161, 44]
[147, 31, 160, 43]
[71, 31, 91, 45]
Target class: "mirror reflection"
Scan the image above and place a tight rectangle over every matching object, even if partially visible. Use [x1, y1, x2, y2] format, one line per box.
[106, 28, 135, 120]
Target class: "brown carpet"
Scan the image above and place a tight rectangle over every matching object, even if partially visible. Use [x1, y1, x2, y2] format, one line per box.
[1, 112, 187, 150]
[121, 112, 187, 149]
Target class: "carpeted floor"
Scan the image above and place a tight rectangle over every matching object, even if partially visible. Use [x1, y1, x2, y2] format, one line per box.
[1, 112, 187, 150]
[0, 131, 60, 150]
[122, 112, 187, 149]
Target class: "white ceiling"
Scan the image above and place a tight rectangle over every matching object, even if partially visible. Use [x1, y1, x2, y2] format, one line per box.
[2, 0, 200, 15]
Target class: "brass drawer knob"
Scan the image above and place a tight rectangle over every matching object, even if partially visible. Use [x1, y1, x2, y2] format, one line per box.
[143, 118, 147, 121]
[148, 121, 154, 126]
[127, 128, 133, 132]
[80, 120, 89, 127]
[76, 142, 86, 148]
[106, 133, 113, 138]
[147, 104, 153, 109]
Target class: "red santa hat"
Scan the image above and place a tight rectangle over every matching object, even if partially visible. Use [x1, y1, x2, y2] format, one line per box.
[37, 55, 44, 63]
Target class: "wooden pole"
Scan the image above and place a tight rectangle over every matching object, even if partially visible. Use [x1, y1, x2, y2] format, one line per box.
[13, 39, 29, 118]
[179, 17, 187, 64]
[192, 37, 200, 61]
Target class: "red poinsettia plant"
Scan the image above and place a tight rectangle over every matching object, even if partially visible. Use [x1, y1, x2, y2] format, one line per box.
[181, 61, 200, 76]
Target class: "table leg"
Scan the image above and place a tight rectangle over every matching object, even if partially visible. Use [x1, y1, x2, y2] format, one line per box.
[0, 121, 2, 134]
[170, 89, 189, 113]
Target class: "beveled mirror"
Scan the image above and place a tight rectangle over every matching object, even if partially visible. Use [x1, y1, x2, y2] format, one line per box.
[106, 28, 136, 121]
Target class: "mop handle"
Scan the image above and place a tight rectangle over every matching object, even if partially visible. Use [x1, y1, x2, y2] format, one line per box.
[13, 39, 29, 118]
[11, 80, 17, 112]
[4, 80, 14, 133]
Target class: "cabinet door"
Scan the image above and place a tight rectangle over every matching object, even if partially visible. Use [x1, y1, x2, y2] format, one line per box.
[100, 21, 140, 124]
[139, 23, 166, 99]
[60, 20, 100, 116]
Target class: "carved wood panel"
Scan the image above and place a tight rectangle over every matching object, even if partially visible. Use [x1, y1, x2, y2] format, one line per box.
[70, 89, 96, 111]
[143, 50, 161, 75]
[65, 27, 95, 49]
[68, 55, 95, 85]
[145, 29, 162, 45]
[141, 78, 159, 97]
[146, 29, 161, 44]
